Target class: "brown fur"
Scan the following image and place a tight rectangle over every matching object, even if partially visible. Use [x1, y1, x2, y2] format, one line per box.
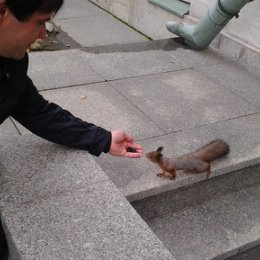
[145, 139, 230, 180]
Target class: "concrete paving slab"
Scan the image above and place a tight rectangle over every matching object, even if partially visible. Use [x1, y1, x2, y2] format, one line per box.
[196, 61, 260, 111]
[54, 0, 106, 20]
[1, 181, 175, 260]
[28, 47, 185, 91]
[168, 46, 238, 69]
[82, 49, 185, 80]
[0, 118, 20, 139]
[28, 49, 104, 90]
[18, 83, 164, 140]
[110, 70, 256, 133]
[200, 183, 260, 253]
[146, 204, 238, 260]
[95, 113, 260, 201]
[0, 134, 108, 208]
[55, 13, 148, 48]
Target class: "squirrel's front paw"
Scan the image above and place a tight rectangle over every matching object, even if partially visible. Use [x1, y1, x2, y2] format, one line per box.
[170, 175, 176, 181]
[156, 172, 164, 177]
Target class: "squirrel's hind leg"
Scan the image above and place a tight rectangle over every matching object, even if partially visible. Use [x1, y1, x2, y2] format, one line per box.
[169, 169, 176, 181]
[206, 163, 211, 178]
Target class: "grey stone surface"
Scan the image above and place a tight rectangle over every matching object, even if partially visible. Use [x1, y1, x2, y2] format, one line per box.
[55, 13, 147, 48]
[213, 34, 244, 61]
[54, 0, 106, 20]
[18, 82, 164, 140]
[0, 118, 20, 138]
[131, 164, 260, 221]
[196, 61, 260, 111]
[144, 181, 260, 259]
[168, 46, 238, 69]
[28, 47, 186, 92]
[14, 41, 260, 211]
[28, 49, 104, 90]
[200, 184, 260, 253]
[238, 47, 260, 74]
[146, 205, 238, 260]
[82, 49, 185, 80]
[53, 0, 148, 48]
[8, 118, 30, 135]
[0, 134, 108, 208]
[1, 181, 174, 260]
[109, 69, 255, 133]
[95, 113, 260, 201]
[212, 33, 260, 74]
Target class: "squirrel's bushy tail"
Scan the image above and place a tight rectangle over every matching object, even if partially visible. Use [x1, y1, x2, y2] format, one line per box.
[191, 139, 230, 162]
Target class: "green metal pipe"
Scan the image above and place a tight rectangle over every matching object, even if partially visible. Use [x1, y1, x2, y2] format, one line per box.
[166, 0, 254, 50]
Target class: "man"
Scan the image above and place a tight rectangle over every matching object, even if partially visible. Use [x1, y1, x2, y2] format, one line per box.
[0, 0, 143, 158]
[0, 1, 142, 257]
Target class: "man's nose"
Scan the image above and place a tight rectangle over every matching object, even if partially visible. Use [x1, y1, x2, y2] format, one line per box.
[38, 25, 47, 40]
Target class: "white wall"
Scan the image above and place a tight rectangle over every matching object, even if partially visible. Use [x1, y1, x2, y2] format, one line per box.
[89, 0, 260, 51]
[89, 0, 195, 40]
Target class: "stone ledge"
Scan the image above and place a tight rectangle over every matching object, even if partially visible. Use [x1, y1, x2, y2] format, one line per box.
[0, 135, 109, 209]
[131, 164, 260, 221]
[1, 181, 174, 260]
[0, 134, 174, 260]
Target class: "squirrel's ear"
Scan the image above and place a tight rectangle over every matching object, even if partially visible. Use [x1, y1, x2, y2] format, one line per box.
[157, 147, 163, 152]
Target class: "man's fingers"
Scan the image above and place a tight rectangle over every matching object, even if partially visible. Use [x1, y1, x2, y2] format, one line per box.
[125, 151, 142, 158]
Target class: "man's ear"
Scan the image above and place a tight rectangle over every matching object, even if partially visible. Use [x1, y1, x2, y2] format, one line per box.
[0, 1, 7, 19]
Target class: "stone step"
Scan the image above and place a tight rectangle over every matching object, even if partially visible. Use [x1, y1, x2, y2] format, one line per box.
[131, 164, 260, 221]
[131, 168, 260, 260]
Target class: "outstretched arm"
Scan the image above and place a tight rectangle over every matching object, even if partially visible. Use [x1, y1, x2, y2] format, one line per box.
[12, 77, 142, 158]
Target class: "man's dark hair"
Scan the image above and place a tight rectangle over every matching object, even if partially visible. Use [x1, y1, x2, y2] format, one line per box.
[5, 0, 64, 21]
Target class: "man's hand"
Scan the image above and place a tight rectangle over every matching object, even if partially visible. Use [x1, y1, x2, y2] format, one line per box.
[109, 130, 143, 158]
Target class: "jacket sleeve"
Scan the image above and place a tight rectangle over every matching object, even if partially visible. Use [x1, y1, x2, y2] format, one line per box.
[11, 77, 112, 156]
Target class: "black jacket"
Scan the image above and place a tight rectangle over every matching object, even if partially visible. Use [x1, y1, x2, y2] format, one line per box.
[0, 53, 111, 156]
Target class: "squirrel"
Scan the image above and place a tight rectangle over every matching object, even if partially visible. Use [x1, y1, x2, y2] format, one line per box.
[145, 139, 230, 181]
